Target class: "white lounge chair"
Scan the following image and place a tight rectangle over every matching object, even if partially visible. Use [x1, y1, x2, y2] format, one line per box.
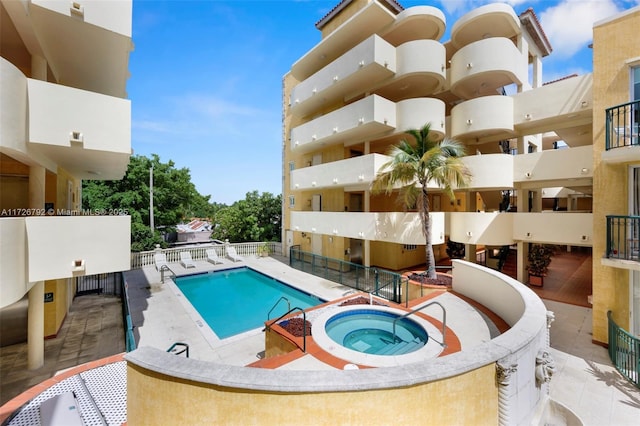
[226, 246, 243, 262]
[179, 251, 196, 269]
[154, 253, 168, 271]
[206, 248, 224, 264]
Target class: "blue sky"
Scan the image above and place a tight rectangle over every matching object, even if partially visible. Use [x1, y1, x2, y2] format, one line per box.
[128, 0, 639, 205]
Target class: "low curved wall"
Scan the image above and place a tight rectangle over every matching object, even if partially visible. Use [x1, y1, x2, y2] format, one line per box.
[125, 261, 549, 425]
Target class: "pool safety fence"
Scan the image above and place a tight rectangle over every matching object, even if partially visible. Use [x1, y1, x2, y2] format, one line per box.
[130, 242, 281, 269]
[608, 310, 640, 388]
[121, 273, 136, 352]
[289, 246, 405, 304]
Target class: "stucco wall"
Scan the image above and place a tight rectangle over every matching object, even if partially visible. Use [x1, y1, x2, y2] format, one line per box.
[591, 8, 640, 342]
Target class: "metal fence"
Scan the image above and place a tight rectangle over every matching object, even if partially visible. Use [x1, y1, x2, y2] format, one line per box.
[289, 246, 405, 303]
[605, 99, 640, 150]
[608, 310, 639, 388]
[75, 272, 122, 296]
[606, 215, 640, 262]
[121, 273, 136, 352]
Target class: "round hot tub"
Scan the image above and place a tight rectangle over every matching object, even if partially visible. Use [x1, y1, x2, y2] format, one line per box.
[312, 305, 444, 368]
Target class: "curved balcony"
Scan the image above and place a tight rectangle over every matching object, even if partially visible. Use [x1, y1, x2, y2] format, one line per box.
[290, 35, 396, 118]
[376, 40, 446, 99]
[27, 79, 131, 180]
[290, 211, 445, 246]
[450, 95, 514, 139]
[396, 98, 446, 138]
[450, 3, 520, 49]
[461, 154, 514, 190]
[291, 95, 396, 153]
[382, 6, 445, 45]
[450, 38, 525, 99]
[290, 154, 390, 191]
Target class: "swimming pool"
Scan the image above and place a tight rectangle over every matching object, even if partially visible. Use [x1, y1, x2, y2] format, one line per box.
[175, 267, 323, 339]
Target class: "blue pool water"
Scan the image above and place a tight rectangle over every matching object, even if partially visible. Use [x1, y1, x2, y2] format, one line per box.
[175, 267, 322, 339]
[325, 309, 428, 355]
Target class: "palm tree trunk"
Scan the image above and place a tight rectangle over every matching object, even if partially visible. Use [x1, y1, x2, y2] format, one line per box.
[421, 187, 437, 279]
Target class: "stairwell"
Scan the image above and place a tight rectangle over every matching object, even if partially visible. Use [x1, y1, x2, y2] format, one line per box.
[499, 248, 517, 279]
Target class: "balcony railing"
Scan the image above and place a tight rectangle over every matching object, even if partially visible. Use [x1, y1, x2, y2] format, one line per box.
[608, 311, 639, 388]
[606, 100, 640, 150]
[606, 215, 640, 261]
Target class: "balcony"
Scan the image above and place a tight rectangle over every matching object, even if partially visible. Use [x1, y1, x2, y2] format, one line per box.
[450, 95, 514, 139]
[26, 0, 133, 97]
[604, 100, 640, 163]
[0, 215, 131, 309]
[513, 145, 593, 186]
[449, 38, 525, 99]
[290, 95, 396, 153]
[291, 154, 390, 191]
[461, 154, 514, 190]
[447, 212, 593, 246]
[290, 211, 445, 246]
[606, 215, 640, 265]
[289, 35, 396, 118]
[27, 79, 131, 180]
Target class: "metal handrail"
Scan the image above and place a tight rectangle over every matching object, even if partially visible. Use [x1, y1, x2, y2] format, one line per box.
[266, 307, 308, 353]
[160, 264, 176, 283]
[268, 297, 291, 321]
[607, 310, 639, 388]
[167, 342, 190, 358]
[392, 301, 446, 347]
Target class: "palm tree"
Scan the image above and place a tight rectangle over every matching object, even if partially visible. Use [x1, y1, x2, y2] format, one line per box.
[372, 123, 470, 279]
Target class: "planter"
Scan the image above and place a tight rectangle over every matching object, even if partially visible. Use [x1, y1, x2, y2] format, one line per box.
[529, 274, 544, 287]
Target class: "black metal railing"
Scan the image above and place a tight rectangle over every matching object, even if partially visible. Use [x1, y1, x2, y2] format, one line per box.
[289, 246, 404, 303]
[606, 215, 640, 261]
[121, 273, 136, 352]
[606, 100, 640, 150]
[76, 272, 122, 296]
[608, 311, 639, 388]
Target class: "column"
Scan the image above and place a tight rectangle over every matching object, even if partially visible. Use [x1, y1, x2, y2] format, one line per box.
[464, 192, 476, 263]
[31, 55, 47, 81]
[28, 165, 46, 369]
[495, 361, 518, 426]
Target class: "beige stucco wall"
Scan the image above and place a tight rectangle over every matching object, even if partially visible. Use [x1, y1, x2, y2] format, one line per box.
[591, 8, 640, 343]
[127, 362, 497, 426]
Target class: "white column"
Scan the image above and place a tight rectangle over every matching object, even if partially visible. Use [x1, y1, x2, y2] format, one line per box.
[28, 165, 46, 369]
[31, 55, 47, 81]
[532, 55, 542, 89]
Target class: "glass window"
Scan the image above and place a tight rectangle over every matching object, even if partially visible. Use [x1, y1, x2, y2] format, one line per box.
[289, 161, 295, 172]
[289, 195, 295, 208]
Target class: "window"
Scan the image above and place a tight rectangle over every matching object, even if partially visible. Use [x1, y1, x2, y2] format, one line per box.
[403, 244, 417, 251]
[289, 161, 295, 172]
[289, 195, 295, 208]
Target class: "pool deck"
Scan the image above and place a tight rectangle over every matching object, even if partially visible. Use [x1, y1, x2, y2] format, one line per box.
[2, 255, 639, 425]
[127, 256, 494, 367]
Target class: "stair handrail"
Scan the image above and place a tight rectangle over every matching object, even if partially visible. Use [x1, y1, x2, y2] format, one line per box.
[265, 307, 307, 353]
[160, 264, 177, 283]
[392, 301, 446, 348]
[267, 296, 291, 321]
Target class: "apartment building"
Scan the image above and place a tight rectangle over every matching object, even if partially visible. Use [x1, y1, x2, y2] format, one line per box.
[0, 0, 133, 368]
[282, 3, 596, 321]
[592, 8, 640, 345]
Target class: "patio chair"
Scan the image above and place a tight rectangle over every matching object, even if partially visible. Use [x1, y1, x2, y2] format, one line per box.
[226, 246, 243, 262]
[206, 248, 224, 265]
[179, 251, 196, 269]
[154, 253, 168, 271]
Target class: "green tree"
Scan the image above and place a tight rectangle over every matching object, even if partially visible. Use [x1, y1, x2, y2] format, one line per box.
[83, 154, 213, 251]
[211, 191, 281, 243]
[372, 123, 470, 279]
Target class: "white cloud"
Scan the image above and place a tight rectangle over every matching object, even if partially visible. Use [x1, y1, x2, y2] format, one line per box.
[539, 0, 620, 58]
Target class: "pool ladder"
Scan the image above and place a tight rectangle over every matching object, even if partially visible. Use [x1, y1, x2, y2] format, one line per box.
[160, 265, 176, 283]
[392, 301, 447, 348]
[167, 342, 189, 358]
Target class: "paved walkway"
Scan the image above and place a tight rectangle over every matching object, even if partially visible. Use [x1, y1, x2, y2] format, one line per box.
[1, 256, 638, 425]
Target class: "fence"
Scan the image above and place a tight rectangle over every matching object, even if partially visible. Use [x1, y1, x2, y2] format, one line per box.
[608, 310, 639, 388]
[75, 272, 122, 296]
[120, 272, 136, 352]
[289, 246, 405, 303]
[606, 215, 640, 262]
[131, 241, 281, 269]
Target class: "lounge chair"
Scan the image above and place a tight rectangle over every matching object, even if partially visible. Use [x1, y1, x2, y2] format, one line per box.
[206, 248, 224, 264]
[226, 246, 243, 262]
[154, 253, 168, 271]
[179, 252, 196, 269]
